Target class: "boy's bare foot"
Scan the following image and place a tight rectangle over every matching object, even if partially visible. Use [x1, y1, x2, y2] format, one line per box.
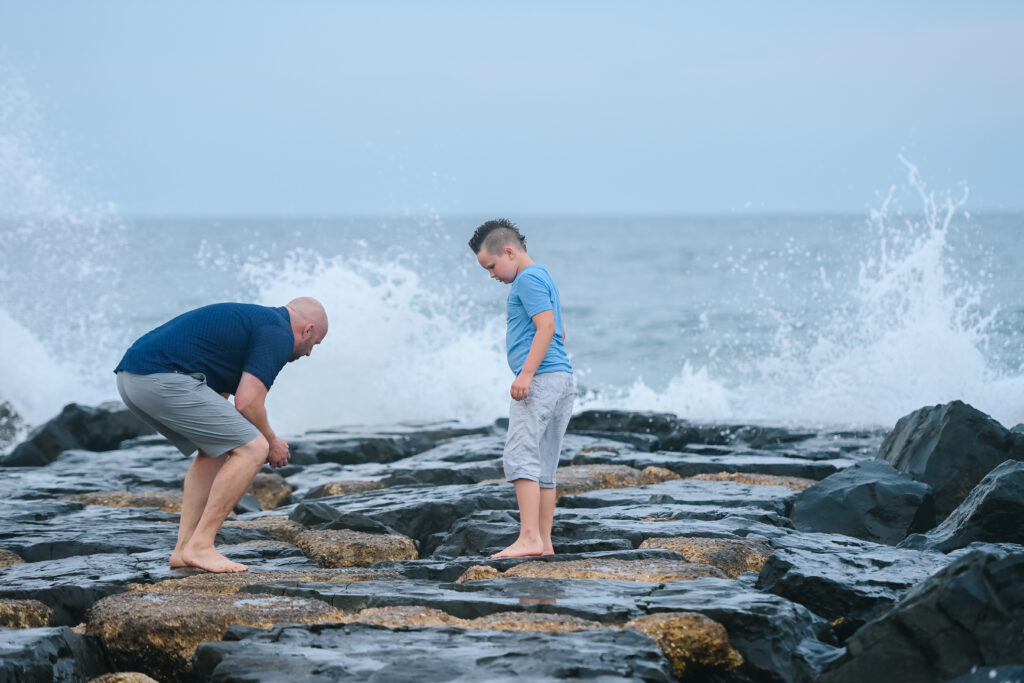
[491, 538, 545, 558]
[541, 544, 555, 556]
[169, 552, 187, 569]
[181, 545, 248, 573]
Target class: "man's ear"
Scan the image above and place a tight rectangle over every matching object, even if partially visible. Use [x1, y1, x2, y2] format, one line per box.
[304, 322, 316, 338]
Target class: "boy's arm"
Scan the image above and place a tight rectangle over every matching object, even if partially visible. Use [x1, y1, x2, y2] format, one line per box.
[511, 309, 556, 401]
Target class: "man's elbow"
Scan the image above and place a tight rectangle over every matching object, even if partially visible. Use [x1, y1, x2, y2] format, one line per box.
[234, 396, 259, 415]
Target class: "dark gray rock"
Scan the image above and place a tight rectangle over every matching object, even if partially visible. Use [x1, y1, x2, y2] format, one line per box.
[241, 577, 657, 623]
[790, 460, 935, 544]
[640, 577, 841, 683]
[756, 531, 957, 636]
[876, 400, 1024, 519]
[1012, 424, 1024, 435]
[570, 447, 850, 480]
[195, 622, 674, 682]
[821, 545, 1024, 683]
[1, 402, 155, 467]
[288, 501, 401, 536]
[560, 478, 799, 515]
[0, 626, 110, 682]
[287, 423, 491, 467]
[901, 460, 1024, 552]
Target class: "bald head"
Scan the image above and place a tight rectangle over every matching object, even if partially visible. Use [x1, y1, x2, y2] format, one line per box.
[285, 297, 328, 361]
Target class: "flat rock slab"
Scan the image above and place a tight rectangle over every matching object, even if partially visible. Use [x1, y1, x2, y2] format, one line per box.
[456, 557, 728, 582]
[558, 478, 799, 514]
[240, 577, 659, 623]
[640, 577, 840, 683]
[570, 449, 852, 480]
[0, 543, 319, 625]
[639, 536, 773, 578]
[195, 622, 675, 682]
[0, 626, 109, 682]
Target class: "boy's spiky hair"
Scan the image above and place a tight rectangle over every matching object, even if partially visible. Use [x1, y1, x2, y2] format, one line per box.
[468, 218, 527, 254]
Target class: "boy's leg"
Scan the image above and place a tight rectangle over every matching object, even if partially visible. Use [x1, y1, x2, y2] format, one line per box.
[536, 373, 576, 556]
[491, 479, 546, 558]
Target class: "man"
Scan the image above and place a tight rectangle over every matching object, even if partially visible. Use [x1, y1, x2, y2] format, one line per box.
[114, 297, 328, 573]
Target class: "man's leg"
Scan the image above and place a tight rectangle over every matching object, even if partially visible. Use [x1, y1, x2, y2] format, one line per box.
[491, 478, 545, 558]
[181, 435, 268, 573]
[169, 451, 227, 568]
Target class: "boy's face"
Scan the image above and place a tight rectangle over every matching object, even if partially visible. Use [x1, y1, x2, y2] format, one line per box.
[476, 246, 518, 284]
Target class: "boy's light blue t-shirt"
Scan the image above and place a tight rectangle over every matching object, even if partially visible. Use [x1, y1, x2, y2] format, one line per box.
[506, 264, 572, 375]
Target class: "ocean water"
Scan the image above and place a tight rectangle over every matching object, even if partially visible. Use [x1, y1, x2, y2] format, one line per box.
[1, 78, 1022, 438]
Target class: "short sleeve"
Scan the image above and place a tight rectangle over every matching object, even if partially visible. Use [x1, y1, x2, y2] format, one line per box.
[243, 324, 294, 390]
[518, 271, 554, 318]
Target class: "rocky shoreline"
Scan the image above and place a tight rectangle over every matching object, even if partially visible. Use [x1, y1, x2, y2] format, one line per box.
[1, 400, 1023, 681]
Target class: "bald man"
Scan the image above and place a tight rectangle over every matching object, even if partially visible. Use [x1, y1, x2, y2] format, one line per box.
[114, 298, 328, 572]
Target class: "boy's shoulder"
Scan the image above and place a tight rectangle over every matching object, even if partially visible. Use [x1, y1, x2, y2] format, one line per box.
[515, 264, 556, 285]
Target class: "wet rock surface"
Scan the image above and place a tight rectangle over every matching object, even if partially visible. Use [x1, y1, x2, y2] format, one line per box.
[0, 626, 110, 682]
[3, 402, 1023, 680]
[876, 400, 1024, 519]
[790, 459, 935, 544]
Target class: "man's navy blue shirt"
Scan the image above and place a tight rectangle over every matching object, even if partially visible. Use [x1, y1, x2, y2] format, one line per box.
[115, 303, 294, 395]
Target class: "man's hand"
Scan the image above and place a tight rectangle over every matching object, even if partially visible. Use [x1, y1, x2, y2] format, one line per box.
[267, 437, 290, 469]
[511, 372, 533, 401]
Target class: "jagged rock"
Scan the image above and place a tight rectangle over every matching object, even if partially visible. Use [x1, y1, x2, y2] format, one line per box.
[0, 548, 25, 567]
[0, 598, 55, 627]
[194, 622, 675, 682]
[456, 565, 502, 582]
[901, 460, 1024, 552]
[642, 465, 681, 484]
[687, 471, 816, 491]
[341, 604, 604, 633]
[790, 460, 935, 545]
[305, 479, 387, 498]
[86, 590, 347, 681]
[223, 516, 306, 544]
[0, 626, 110, 682]
[639, 536, 773, 578]
[456, 557, 728, 583]
[90, 674, 161, 683]
[65, 490, 183, 512]
[292, 528, 418, 567]
[286, 501, 402, 536]
[287, 423, 490, 466]
[625, 612, 744, 681]
[247, 473, 292, 510]
[876, 400, 1024, 519]
[821, 545, 1024, 683]
[2, 402, 155, 467]
[556, 464, 646, 495]
[640, 577, 840, 683]
[756, 532, 957, 635]
[133, 567, 402, 594]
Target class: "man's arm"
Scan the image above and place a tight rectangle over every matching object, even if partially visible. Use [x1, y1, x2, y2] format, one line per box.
[234, 371, 290, 468]
[510, 309, 556, 401]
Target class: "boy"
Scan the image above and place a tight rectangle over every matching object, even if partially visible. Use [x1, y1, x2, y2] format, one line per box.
[469, 219, 575, 558]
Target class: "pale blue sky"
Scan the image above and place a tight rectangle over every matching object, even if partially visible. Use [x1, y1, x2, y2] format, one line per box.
[1, 2, 1022, 215]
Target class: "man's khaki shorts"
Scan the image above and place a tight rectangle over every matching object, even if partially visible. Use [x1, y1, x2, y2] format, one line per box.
[116, 371, 260, 457]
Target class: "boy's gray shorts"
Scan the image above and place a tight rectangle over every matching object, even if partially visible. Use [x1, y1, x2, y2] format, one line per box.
[115, 371, 261, 457]
[503, 371, 575, 488]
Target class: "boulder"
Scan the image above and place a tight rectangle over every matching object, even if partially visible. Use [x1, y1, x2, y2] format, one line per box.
[639, 536, 773, 578]
[625, 612, 744, 681]
[756, 532, 956, 635]
[292, 528, 418, 567]
[194, 622, 675, 682]
[901, 460, 1024, 552]
[456, 557, 728, 583]
[0, 626, 110, 682]
[341, 604, 604, 633]
[0, 548, 25, 567]
[821, 545, 1024, 683]
[86, 590, 347, 681]
[790, 460, 935, 545]
[876, 400, 1024, 518]
[247, 473, 292, 510]
[0, 598, 55, 627]
[2, 402, 154, 467]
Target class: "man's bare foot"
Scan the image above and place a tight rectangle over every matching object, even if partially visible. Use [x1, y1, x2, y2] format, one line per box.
[491, 538, 545, 559]
[181, 545, 248, 573]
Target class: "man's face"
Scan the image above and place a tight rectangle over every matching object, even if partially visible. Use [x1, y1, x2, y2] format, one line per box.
[476, 247, 518, 284]
[290, 325, 327, 362]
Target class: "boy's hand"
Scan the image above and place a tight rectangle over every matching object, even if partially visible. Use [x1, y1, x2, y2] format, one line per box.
[510, 373, 533, 401]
